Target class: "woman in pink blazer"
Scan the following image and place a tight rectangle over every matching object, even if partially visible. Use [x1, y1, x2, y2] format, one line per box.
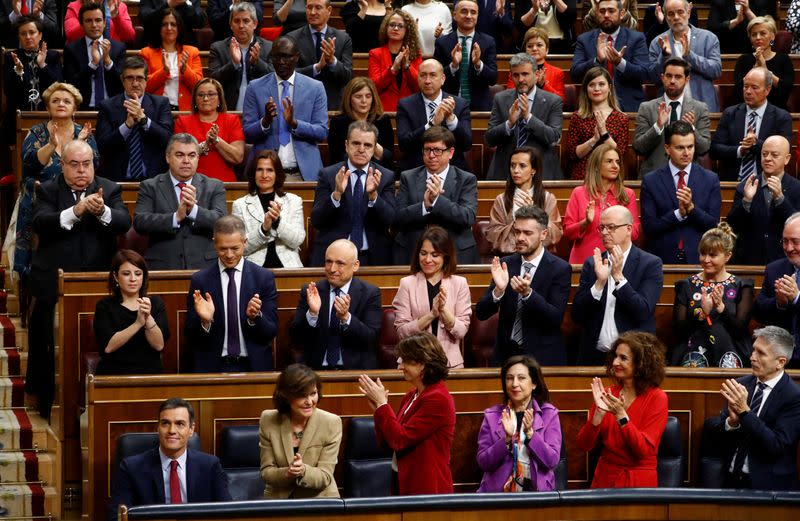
[368, 10, 422, 112]
[392, 226, 471, 368]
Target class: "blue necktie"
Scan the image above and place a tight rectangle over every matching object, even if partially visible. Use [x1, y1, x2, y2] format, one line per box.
[94, 62, 106, 107]
[314, 31, 323, 62]
[326, 288, 342, 367]
[731, 382, 766, 474]
[351, 170, 365, 251]
[277, 80, 291, 146]
[739, 112, 758, 181]
[103, 1, 111, 40]
[225, 267, 241, 358]
[127, 125, 145, 180]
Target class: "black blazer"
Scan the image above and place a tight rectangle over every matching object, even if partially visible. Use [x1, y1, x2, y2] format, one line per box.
[327, 113, 394, 169]
[207, 0, 264, 39]
[433, 31, 498, 111]
[753, 258, 800, 354]
[208, 36, 273, 110]
[710, 102, 793, 181]
[95, 92, 174, 181]
[726, 173, 800, 265]
[290, 277, 382, 370]
[62, 37, 126, 109]
[396, 92, 472, 173]
[0, 0, 58, 47]
[475, 251, 572, 365]
[310, 161, 396, 266]
[286, 24, 353, 111]
[707, 373, 800, 490]
[138, 0, 207, 45]
[1, 48, 61, 143]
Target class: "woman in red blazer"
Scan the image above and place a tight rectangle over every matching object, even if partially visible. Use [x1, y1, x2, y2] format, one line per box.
[504, 27, 566, 104]
[139, 8, 202, 111]
[368, 10, 422, 112]
[359, 332, 455, 495]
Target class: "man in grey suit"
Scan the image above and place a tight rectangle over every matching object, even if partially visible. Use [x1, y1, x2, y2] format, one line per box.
[633, 57, 710, 177]
[394, 127, 479, 265]
[286, 0, 352, 111]
[134, 134, 227, 270]
[208, 2, 273, 111]
[485, 53, 562, 180]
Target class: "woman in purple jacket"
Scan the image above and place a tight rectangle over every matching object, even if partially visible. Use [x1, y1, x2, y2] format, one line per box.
[476, 355, 562, 492]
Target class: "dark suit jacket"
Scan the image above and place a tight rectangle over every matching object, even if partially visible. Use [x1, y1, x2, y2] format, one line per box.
[95, 92, 174, 181]
[396, 92, 472, 173]
[133, 172, 227, 270]
[475, 0, 513, 51]
[0, 0, 58, 47]
[207, 0, 264, 39]
[393, 165, 478, 265]
[753, 259, 800, 364]
[290, 277, 381, 370]
[434, 31, 498, 111]
[710, 102, 793, 181]
[208, 36, 273, 110]
[185, 260, 278, 372]
[310, 161, 396, 266]
[2, 48, 61, 143]
[109, 448, 231, 521]
[30, 175, 131, 300]
[571, 27, 650, 112]
[572, 246, 664, 364]
[475, 252, 571, 365]
[707, 373, 800, 490]
[62, 37, 126, 109]
[640, 162, 721, 264]
[286, 24, 353, 111]
[139, 0, 207, 44]
[726, 173, 800, 265]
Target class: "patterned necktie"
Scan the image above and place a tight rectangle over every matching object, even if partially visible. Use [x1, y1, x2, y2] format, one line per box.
[669, 101, 680, 123]
[739, 112, 758, 181]
[427, 100, 437, 125]
[225, 267, 241, 358]
[314, 31, 323, 62]
[326, 288, 342, 367]
[351, 170, 365, 250]
[510, 262, 534, 345]
[127, 126, 145, 180]
[606, 34, 614, 77]
[459, 36, 471, 105]
[731, 382, 767, 474]
[677, 170, 686, 251]
[278, 80, 291, 146]
[516, 95, 529, 148]
[169, 460, 182, 504]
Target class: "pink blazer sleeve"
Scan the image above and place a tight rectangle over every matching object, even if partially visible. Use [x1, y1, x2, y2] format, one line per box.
[392, 276, 424, 338]
[111, 2, 137, 44]
[443, 276, 471, 341]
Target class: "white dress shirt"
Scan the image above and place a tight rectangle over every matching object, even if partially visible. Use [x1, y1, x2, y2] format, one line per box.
[591, 245, 632, 351]
[159, 448, 188, 503]
[217, 257, 248, 358]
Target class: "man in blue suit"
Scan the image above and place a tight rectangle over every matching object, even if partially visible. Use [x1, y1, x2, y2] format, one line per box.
[475, 0, 512, 52]
[434, 0, 498, 111]
[640, 121, 721, 264]
[109, 398, 231, 520]
[571, 0, 650, 112]
[707, 326, 800, 489]
[475, 205, 571, 366]
[243, 36, 328, 181]
[310, 121, 396, 267]
[186, 216, 278, 373]
[572, 205, 664, 365]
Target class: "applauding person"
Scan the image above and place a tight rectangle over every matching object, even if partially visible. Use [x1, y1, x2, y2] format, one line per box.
[368, 10, 422, 112]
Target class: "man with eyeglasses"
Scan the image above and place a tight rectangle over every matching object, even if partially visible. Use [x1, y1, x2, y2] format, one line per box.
[96, 56, 174, 181]
[310, 121, 396, 266]
[572, 205, 663, 365]
[26, 139, 131, 418]
[727, 136, 800, 265]
[133, 133, 226, 270]
[394, 126, 478, 265]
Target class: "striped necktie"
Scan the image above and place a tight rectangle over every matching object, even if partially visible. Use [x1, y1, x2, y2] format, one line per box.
[510, 262, 534, 345]
[459, 36, 471, 105]
[738, 111, 758, 181]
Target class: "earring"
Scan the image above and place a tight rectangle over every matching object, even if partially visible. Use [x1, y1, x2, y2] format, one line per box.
[769, 40, 775, 47]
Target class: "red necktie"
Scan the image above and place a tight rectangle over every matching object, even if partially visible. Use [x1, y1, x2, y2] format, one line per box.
[21, 1, 29, 15]
[169, 460, 182, 504]
[606, 35, 614, 77]
[677, 171, 686, 249]
[177, 181, 186, 202]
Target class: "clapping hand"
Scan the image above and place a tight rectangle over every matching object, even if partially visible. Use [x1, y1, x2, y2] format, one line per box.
[358, 374, 389, 410]
[83, 187, 105, 216]
[656, 101, 671, 129]
[176, 183, 197, 221]
[365, 167, 381, 200]
[306, 282, 321, 315]
[77, 122, 94, 141]
[720, 378, 750, 417]
[206, 124, 220, 147]
[522, 409, 533, 439]
[594, 110, 608, 135]
[765, 175, 784, 200]
[471, 42, 481, 67]
[657, 35, 671, 56]
[287, 452, 306, 478]
[193, 290, 215, 324]
[36, 41, 47, 68]
[332, 292, 352, 322]
[509, 269, 532, 298]
[592, 247, 610, 288]
[10, 52, 23, 74]
[433, 22, 444, 38]
[742, 173, 759, 202]
[606, 44, 627, 66]
[136, 297, 152, 326]
[596, 32, 609, 63]
[332, 165, 349, 201]
[774, 274, 799, 307]
[500, 406, 515, 441]
[263, 200, 281, 229]
[754, 47, 766, 68]
[676, 185, 694, 217]
[179, 50, 190, 74]
[262, 97, 277, 127]
[450, 41, 463, 68]
[246, 293, 262, 320]
[391, 46, 407, 74]
[514, 189, 533, 208]
[423, 173, 444, 208]
[249, 41, 261, 65]
[281, 97, 295, 127]
[229, 38, 242, 64]
[681, 110, 696, 126]
[490, 256, 510, 297]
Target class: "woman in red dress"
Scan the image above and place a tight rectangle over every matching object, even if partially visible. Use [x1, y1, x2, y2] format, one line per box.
[576, 331, 668, 488]
[504, 27, 565, 103]
[368, 10, 422, 112]
[563, 66, 628, 180]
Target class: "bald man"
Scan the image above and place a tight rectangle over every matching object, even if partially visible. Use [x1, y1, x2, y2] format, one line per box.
[710, 67, 792, 182]
[396, 59, 472, 172]
[727, 136, 800, 265]
[572, 205, 664, 365]
[290, 239, 382, 369]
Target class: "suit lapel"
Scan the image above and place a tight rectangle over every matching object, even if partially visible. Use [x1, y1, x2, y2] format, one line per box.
[659, 167, 680, 207]
[622, 247, 639, 282]
[442, 166, 458, 197]
[529, 252, 549, 292]
[184, 449, 195, 501]
[734, 105, 747, 140]
[298, 409, 319, 454]
[758, 373, 785, 420]
[279, 414, 295, 466]
[150, 449, 167, 503]
[758, 105, 774, 141]
[245, 194, 265, 223]
[413, 273, 431, 317]
[158, 174, 179, 209]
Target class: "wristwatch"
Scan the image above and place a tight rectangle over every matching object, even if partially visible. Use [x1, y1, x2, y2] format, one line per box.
[618, 417, 629, 427]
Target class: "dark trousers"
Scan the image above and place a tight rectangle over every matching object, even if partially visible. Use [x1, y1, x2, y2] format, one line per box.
[25, 293, 57, 418]
[219, 356, 251, 372]
[723, 471, 752, 489]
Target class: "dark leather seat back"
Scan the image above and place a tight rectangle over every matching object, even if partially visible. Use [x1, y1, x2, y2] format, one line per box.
[114, 432, 201, 485]
[699, 416, 725, 488]
[378, 309, 399, 369]
[564, 84, 578, 112]
[657, 416, 684, 487]
[473, 221, 494, 264]
[554, 435, 568, 491]
[466, 313, 498, 367]
[219, 425, 264, 500]
[344, 417, 392, 497]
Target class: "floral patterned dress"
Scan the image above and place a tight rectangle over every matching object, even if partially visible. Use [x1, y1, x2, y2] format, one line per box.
[564, 110, 629, 180]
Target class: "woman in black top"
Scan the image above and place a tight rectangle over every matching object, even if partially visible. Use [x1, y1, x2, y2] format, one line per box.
[733, 16, 794, 110]
[93, 250, 169, 375]
[341, 0, 394, 53]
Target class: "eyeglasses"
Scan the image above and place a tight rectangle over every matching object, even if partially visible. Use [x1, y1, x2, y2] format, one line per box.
[66, 160, 92, 170]
[423, 147, 450, 157]
[598, 223, 630, 234]
[123, 75, 146, 83]
[197, 92, 218, 99]
[388, 23, 406, 29]
[780, 238, 800, 248]
[271, 53, 296, 62]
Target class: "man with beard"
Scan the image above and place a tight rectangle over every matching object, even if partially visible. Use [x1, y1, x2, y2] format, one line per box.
[571, 0, 649, 112]
[475, 205, 571, 365]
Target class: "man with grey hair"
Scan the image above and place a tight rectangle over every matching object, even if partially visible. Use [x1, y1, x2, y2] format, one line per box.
[485, 52, 563, 180]
[711, 67, 792, 182]
[207, 0, 263, 40]
[185, 215, 278, 372]
[706, 325, 800, 490]
[134, 133, 227, 269]
[572, 205, 664, 364]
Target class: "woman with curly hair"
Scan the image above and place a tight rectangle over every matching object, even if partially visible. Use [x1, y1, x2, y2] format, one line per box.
[368, 9, 422, 111]
[576, 331, 668, 488]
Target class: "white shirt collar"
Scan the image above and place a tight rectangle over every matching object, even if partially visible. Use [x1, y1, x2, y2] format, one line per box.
[426, 165, 450, 178]
[668, 161, 693, 176]
[346, 160, 369, 174]
[422, 90, 443, 104]
[747, 101, 769, 118]
[759, 371, 784, 388]
[217, 256, 245, 275]
[168, 172, 193, 186]
[159, 447, 188, 471]
[85, 35, 104, 47]
[521, 246, 545, 267]
[456, 30, 475, 40]
[664, 92, 685, 104]
[332, 278, 353, 294]
[276, 72, 296, 85]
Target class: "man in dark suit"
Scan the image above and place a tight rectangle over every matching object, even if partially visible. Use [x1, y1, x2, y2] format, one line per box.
[0, 0, 58, 47]
[311, 121, 396, 266]
[485, 53, 563, 180]
[109, 398, 231, 520]
[207, 0, 263, 40]
[208, 1, 273, 111]
[571, 0, 650, 112]
[475, 205, 571, 365]
[63, 3, 126, 110]
[185, 216, 278, 372]
[727, 136, 800, 265]
[434, 0, 498, 111]
[394, 126, 479, 265]
[133, 133, 227, 270]
[396, 59, 472, 173]
[290, 239, 382, 369]
[96, 56, 174, 181]
[710, 67, 793, 182]
[26, 139, 131, 418]
[286, 0, 352, 111]
[572, 205, 664, 365]
[706, 326, 800, 490]
[640, 121, 721, 264]
[476, 0, 512, 52]
[139, 0, 207, 45]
